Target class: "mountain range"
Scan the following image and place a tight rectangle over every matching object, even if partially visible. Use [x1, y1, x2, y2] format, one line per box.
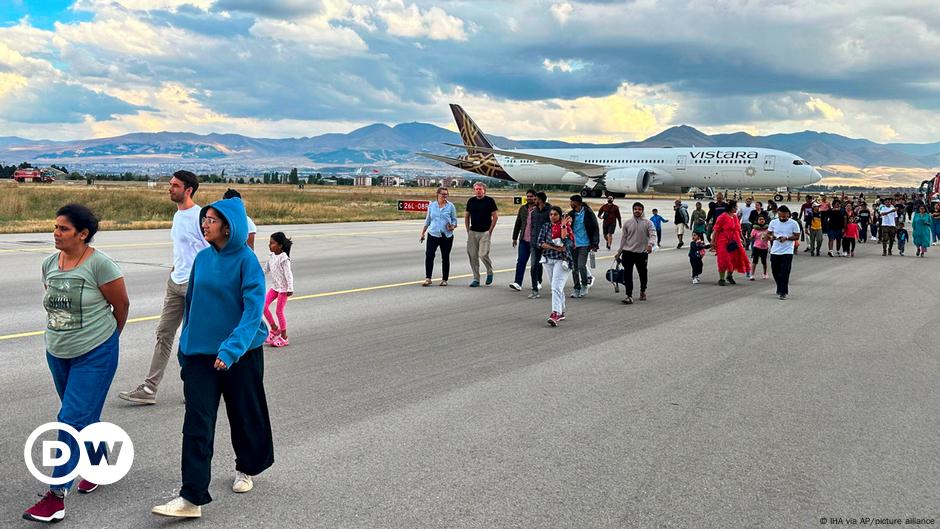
[2, 122, 939, 171]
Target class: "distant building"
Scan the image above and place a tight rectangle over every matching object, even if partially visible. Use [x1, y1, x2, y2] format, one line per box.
[441, 176, 465, 188]
[382, 176, 405, 187]
[415, 177, 435, 187]
[354, 175, 373, 187]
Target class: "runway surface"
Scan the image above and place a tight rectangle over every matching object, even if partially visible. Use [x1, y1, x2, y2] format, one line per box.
[1, 198, 938, 528]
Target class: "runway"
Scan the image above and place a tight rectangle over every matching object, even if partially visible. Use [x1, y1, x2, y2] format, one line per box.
[1, 198, 938, 528]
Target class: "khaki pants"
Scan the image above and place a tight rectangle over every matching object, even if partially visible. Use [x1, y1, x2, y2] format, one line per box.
[144, 277, 188, 392]
[466, 230, 493, 281]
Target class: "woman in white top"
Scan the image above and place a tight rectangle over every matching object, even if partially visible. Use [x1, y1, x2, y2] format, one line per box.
[263, 232, 294, 347]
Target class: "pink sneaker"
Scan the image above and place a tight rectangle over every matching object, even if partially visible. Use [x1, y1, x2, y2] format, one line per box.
[264, 330, 279, 346]
[762, 273, 768, 279]
[557, 312, 566, 321]
[272, 335, 289, 347]
[23, 491, 65, 523]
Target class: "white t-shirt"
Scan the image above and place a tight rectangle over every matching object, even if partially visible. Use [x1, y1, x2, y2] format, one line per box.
[246, 216, 257, 234]
[739, 205, 755, 224]
[170, 205, 209, 284]
[768, 218, 801, 255]
[879, 205, 897, 227]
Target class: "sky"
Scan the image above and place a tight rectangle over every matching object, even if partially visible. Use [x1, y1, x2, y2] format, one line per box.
[1, 0, 940, 144]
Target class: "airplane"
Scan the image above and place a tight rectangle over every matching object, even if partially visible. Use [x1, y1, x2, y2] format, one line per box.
[419, 104, 823, 200]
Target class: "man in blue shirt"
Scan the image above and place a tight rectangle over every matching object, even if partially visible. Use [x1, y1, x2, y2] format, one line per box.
[567, 195, 600, 298]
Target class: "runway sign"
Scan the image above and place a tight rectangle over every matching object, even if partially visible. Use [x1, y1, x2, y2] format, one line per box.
[398, 200, 429, 212]
[513, 197, 528, 205]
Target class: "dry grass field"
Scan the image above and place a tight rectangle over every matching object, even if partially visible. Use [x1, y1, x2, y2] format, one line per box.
[0, 181, 531, 233]
[0, 180, 825, 234]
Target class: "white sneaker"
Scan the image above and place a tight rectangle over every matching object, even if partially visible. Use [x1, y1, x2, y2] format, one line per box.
[509, 282, 522, 291]
[152, 497, 201, 518]
[233, 471, 254, 493]
[692, 277, 700, 284]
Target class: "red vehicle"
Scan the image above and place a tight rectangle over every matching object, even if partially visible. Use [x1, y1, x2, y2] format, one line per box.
[921, 172, 940, 203]
[13, 168, 56, 183]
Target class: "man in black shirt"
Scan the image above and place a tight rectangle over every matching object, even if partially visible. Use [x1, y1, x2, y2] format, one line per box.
[706, 192, 727, 241]
[464, 182, 499, 286]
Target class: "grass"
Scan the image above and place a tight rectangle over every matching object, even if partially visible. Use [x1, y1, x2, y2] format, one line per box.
[0, 181, 529, 234]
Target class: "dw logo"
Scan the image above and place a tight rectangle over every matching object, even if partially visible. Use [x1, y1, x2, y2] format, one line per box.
[24, 422, 134, 486]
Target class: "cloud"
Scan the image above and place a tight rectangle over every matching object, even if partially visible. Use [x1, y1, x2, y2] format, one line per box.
[543, 59, 586, 73]
[375, 0, 468, 41]
[212, 0, 326, 18]
[550, 2, 573, 24]
[0, 80, 143, 123]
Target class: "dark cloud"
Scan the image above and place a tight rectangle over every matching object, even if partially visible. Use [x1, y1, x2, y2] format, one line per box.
[210, 0, 325, 19]
[0, 82, 147, 123]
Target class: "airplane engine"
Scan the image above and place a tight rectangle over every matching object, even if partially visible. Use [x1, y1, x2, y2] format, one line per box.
[605, 168, 652, 194]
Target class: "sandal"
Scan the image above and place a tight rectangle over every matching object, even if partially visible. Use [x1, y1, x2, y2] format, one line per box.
[422, 278, 432, 287]
[439, 280, 448, 286]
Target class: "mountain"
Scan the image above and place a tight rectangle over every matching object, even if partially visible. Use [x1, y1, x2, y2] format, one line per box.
[2, 123, 939, 170]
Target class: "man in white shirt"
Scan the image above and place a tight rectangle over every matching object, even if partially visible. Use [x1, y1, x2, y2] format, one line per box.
[119, 170, 208, 405]
[767, 205, 801, 300]
[878, 197, 898, 256]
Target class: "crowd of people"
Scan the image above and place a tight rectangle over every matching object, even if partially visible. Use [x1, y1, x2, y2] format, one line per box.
[421, 185, 939, 326]
[24, 175, 937, 522]
[25, 172, 293, 523]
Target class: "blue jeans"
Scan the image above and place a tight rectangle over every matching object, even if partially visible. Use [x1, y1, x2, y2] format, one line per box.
[45, 330, 120, 491]
[513, 239, 532, 286]
[933, 220, 940, 243]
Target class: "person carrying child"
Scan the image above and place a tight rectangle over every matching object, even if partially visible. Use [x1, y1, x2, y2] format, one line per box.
[263, 232, 294, 347]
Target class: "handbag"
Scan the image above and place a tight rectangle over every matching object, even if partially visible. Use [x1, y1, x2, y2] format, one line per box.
[726, 240, 739, 252]
[606, 262, 625, 293]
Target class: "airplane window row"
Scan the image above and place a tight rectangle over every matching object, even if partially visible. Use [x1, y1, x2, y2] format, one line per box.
[586, 159, 665, 164]
[693, 159, 754, 164]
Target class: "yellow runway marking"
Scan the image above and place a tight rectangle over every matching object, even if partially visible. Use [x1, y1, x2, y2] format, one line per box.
[0, 250, 677, 341]
[0, 229, 422, 254]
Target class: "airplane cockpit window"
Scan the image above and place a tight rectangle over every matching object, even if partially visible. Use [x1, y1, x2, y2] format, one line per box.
[792, 160, 810, 165]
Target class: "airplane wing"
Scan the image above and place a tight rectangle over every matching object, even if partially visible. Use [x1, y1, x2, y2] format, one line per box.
[416, 152, 466, 167]
[442, 143, 607, 178]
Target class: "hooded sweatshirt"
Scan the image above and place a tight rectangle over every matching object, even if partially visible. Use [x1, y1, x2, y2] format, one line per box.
[179, 197, 267, 368]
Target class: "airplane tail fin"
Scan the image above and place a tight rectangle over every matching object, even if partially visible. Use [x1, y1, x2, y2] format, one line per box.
[450, 104, 493, 153]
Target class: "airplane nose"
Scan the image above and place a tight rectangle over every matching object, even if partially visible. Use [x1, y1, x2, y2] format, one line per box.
[810, 168, 822, 184]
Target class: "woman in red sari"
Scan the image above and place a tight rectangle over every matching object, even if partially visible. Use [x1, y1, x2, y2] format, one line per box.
[711, 199, 750, 285]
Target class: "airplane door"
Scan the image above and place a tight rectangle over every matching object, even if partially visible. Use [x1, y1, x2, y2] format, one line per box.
[676, 155, 687, 170]
[763, 155, 776, 171]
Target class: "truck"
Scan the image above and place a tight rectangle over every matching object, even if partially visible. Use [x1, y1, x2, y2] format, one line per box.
[12, 168, 59, 183]
[919, 172, 939, 203]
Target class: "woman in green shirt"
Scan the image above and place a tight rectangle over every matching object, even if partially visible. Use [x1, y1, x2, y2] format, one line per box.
[24, 204, 129, 524]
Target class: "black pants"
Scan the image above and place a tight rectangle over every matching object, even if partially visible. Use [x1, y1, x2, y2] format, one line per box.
[180, 347, 274, 506]
[689, 256, 703, 278]
[425, 234, 454, 281]
[621, 251, 648, 297]
[770, 254, 793, 296]
[751, 248, 768, 269]
[842, 237, 856, 254]
[530, 247, 544, 290]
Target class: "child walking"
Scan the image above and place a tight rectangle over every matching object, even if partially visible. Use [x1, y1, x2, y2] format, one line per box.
[263, 232, 294, 347]
[842, 215, 859, 257]
[896, 221, 909, 256]
[748, 215, 769, 280]
[650, 209, 668, 246]
[688, 232, 710, 284]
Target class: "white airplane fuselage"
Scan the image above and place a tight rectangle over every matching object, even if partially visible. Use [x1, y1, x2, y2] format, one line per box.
[494, 147, 821, 190]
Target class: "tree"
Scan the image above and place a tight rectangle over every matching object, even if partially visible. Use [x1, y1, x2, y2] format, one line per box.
[289, 167, 299, 184]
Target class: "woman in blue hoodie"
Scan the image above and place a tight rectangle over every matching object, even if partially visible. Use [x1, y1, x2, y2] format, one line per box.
[152, 197, 273, 519]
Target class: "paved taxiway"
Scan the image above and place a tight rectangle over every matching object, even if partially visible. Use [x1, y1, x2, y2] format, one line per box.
[1, 198, 937, 528]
